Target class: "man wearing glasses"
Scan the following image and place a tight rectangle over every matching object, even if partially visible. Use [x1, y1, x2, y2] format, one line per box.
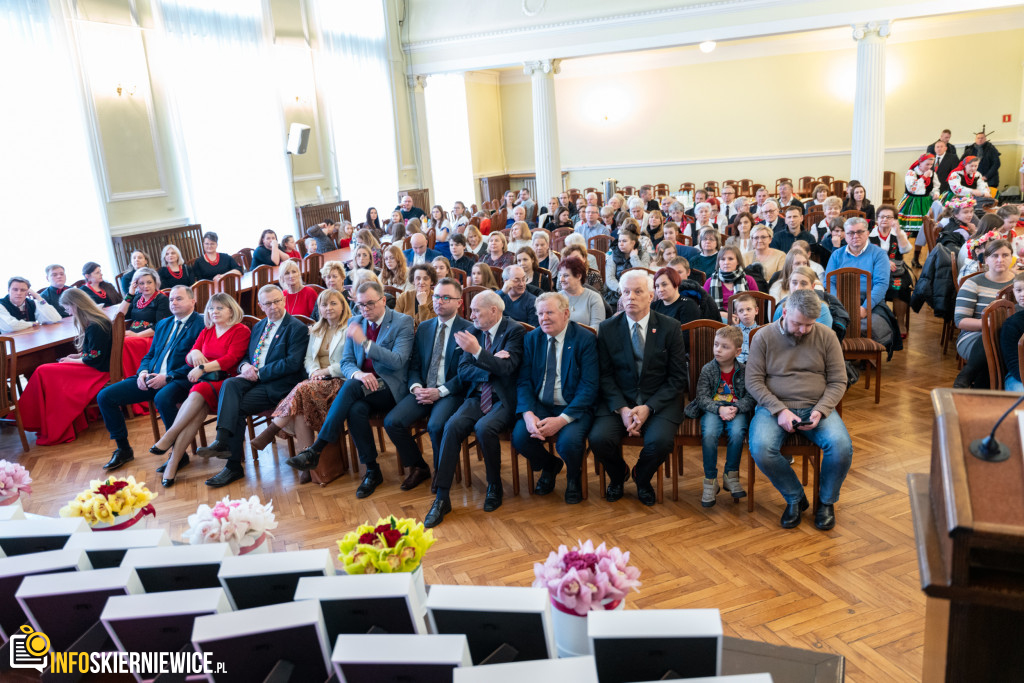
[758, 200, 785, 234]
[197, 284, 309, 487]
[380, 278, 473, 492]
[717, 185, 739, 226]
[287, 281, 414, 499]
[824, 217, 896, 348]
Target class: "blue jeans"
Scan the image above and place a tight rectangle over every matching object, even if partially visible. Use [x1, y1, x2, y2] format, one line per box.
[1005, 375, 1024, 392]
[700, 411, 748, 479]
[748, 405, 852, 505]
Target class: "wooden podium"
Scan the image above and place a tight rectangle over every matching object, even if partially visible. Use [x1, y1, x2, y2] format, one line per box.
[910, 389, 1024, 682]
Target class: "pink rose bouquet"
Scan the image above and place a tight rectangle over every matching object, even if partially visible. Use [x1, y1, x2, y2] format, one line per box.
[533, 539, 641, 616]
[0, 460, 32, 500]
[183, 495, 277, 552]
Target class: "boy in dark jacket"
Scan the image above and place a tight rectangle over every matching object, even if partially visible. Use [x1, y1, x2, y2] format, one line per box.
[683, 326, 755, 507]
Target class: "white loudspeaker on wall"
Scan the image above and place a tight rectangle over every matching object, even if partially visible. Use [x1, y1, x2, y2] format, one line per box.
[287, 123, 311, 155]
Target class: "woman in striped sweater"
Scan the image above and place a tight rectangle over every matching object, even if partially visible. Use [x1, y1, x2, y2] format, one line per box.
[953, 239, 1016, 388]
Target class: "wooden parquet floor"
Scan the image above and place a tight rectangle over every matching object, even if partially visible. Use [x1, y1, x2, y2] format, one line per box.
[0, 309, 958, 682]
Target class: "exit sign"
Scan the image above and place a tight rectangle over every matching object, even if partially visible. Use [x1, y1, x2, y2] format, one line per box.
[1004, 114, 1013, 123]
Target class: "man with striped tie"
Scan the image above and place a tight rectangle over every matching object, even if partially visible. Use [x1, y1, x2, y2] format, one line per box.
[423, 290, 525, 528]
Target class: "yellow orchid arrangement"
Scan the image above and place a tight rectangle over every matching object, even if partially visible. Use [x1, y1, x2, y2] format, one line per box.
[59, 476, 157, 527]
[338, 516, 435, 574]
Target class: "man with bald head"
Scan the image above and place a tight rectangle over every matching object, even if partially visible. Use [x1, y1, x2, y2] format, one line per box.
[394, 194, 425, 221]
[498, 265, 538, 327]
[403, 232, 442, 266]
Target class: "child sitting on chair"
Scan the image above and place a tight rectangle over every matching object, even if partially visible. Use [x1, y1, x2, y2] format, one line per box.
[730, 292, 759, 364]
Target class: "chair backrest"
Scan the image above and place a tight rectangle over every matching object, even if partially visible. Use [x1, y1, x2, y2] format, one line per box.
[681, 319, 725, 400]
[588, 249, 606, 276]
[293, 314, 315, 326]
[775, 177, 792, 193]
[806, 210, 824, 228]
[826, 267, 872, 340]
[451, 267, 467, 286]
[425, 228, 436, 249]
[981, 298, 1016, 390]
[923, 215, 937, 251]
[678, 182, 694, 193]
[841, 210, 866, 220]
[115, 271, 131, 297]
[241, 315, 259, 331]
[253, 264, 275, 288]
[690, 268, 706, 284]
[234, 249, 252, 271]
[520, 323, 535, 333]
[302, 253, 324, 287]
[817, 175, 834, 186]
[588, 234, 613, 253]
[218, 272, 241, 299]
[550, 227, 573, 252]
[798, 176, 816, 193]
[832, 180, 848, 197]
[653, 183, 670, 197]
[578, 323, 597, 336]
[999, 282, 1016, 302]
[956, 268, 987, 292]
[384, 285, 403, 298]
[621, 267, 657, 279]
[0, 337, 17, 419]
[461, 285, 487, 312]
[728, 290, 775, 325]
[489, 265, 504, 285]
[536, 267, 552, 287]
[191, 279, 215, 315]
[110, 312, 126, 383]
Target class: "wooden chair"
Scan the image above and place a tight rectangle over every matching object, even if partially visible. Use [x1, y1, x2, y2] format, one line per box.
[536, 267, 552, 290]
[451, 267, 467, 286]
[775, 178, 792, 193]
[944, 269, 987, 356]
[568, 189, 581, 203]
[882, 171, 896, 204]
[550, 228, 573, 252]
[981, 299, 1016, 390]
[832, 180, 848, 197]
[678, 182, 695, 194]
[728, 290, 775, 325]
[806, 210, 825, 230]
[588, 249, 606, 276]
[620, 185, 637, 197]
[840, 210, 866, 220]
[462, 285, 487, 312]
[191, 279, 214, 315]
[738, 179, 753, 196]
[293, 315, 315, 326]
[489, 265, 504, 284]
[425, 228, 436, 249]
[84, 313, 126, 421]
[798, 176, 816, 195]
[587, 235, 613, 253]
[115, 271, 132, 297]
[654, 183, 671, 197]
[817, 175, 834, 186]
[704, 181, 720, 196]
[302, 253, 324, 287]
[217, 272, 241, 300]
[250, 265, 276, 318]
[826, 268, 885, 403]
[309, 284, 326, 296]
[0, 337, 29, 451]
[690, 268, 706, 284]
[233, 249, 252, 271]
[923, 215, 937, 251]
[750, 184, 766, 196]
[999, 283, 1016, 302]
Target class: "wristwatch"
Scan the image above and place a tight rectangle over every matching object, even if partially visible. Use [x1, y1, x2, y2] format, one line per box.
[199, 364, 206, 373]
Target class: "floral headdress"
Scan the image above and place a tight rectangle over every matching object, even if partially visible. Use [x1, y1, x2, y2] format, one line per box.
[967, 230, 1001, 261]
[947, 196, 976, 212]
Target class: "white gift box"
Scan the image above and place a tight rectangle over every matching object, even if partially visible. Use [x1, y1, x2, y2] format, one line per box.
[426, 585, 555, 664]
[294, 573, 427, 642]
[0, 517, 90, 556]
[331, 633, 471, 683]
[0, 548, 91, 642]
[16, 565, 143, 652]
[588, 609, 723, 682]
[217, 548, 334, 611]
[64, 528, 170, 569]
[453, 653, 598, 682]
[101, 588, 232, 683]
[637, 675, 773, 683]
[120, 543, 232, 593]
[0, 501, 25, 523]
[192, 599, 331, 682]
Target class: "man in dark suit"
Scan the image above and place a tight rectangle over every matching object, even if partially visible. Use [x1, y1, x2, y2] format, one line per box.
[589, 270, 686, 506]
[196, 284, 309, 487]
[383, 278, 473, 491]
[770, 207, 815, 253]
[759, 200, 786, 234]
[97, 285, 204, 471]
[39, 265, 71, 317]
[640, 185, 660, 213]
[512, 293, 598, 504]
[423, 291, 525, 527]
[404, 233, 443, 267]
[287, 282, 414, 498]
[932, 139, 958, 196]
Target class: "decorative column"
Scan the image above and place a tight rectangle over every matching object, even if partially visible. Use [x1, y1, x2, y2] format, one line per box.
[849, 21, 890, 200]
[407, 74, 433, 192]
[524, 59, 562, 201]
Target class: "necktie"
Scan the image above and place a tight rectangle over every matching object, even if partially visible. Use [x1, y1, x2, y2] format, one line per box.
[252, 321, 275, 367]
[425, 322, 446, 388]
[480, 332, 494, 413]
[631, 322, 645, 377]
[542, 336, 557, 405]
[157, 320, 183, 375]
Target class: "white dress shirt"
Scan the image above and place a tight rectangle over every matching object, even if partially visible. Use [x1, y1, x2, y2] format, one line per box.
[410, 317, 454, 397]
[538, 326, 575, 422]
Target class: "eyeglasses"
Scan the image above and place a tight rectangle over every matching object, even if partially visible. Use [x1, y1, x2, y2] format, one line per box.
[259, 298, 284, 307]
[355, 298, 384, 310]
[751, 235, 770, 241]
[845, 230, 868, 237]
[432, 294, 456, 303]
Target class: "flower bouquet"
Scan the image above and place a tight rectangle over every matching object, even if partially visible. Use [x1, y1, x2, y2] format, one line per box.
[533, 539, 642, 657]
[0, 460, 32, 506]
[183, 496, 278, 555]
[338, 516, 436, 612]
[59, 476, 157, 530]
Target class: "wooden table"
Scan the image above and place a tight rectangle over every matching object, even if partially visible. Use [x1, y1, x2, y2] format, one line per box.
[7, 306, 121, 378]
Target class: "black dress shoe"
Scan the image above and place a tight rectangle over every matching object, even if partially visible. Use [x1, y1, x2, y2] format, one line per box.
[355, 470, 384, 499]
[483, 484, 503, 512]
[424, 497, 451, 528]
[636, 483, 656, 507]
[156, 453, 189, 474]
[103, 448, 134, 471]
[781, 495, 810, 528]
[564, 477, 582, 505]
[534, 460, 563, 496]
[400, 466, 431, 491]
[162, 477, 175, 488]
[285, 447, 320, 472]
[148, 445, 167, 456]
[605, 481, 625, 503]
[814, 503, 836, 530]
[195, 441, 231, 458]
[205, 467, 244, 488]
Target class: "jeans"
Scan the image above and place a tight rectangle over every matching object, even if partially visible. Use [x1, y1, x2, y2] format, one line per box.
[748, 405, 852, 505]
[1005, 375, 1024, 392]
[700, 411, 748, 479]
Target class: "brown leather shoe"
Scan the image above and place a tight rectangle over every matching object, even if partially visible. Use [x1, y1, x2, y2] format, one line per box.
[400, 466, 431, 491]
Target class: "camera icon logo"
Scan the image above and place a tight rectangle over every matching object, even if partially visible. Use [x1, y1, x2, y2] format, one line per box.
[10, 624, 50, 671]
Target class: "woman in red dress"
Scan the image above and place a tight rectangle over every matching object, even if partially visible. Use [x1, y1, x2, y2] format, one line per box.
[278, 259, 318, 316]
[20, 289, 113, 445]
[149, 293, 249, 486]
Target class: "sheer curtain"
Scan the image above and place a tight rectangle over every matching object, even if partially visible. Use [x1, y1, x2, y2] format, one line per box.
[0, 0, 112, 286]
[153, 0, 295, 252]
[312, 0, 399, 221]
[423, 74, 475, 213]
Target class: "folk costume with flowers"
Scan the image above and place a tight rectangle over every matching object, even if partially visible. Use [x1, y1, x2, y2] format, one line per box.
[897, 154, 936, 235]
[942, 156, 987, 203]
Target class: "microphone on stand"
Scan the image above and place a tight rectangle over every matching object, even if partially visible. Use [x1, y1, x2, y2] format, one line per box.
[968, 393, 1024, 462]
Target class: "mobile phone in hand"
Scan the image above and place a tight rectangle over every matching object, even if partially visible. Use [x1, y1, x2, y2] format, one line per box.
[792, 419, 813, 429]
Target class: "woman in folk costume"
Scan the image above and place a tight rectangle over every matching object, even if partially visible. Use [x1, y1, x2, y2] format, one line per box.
[897, 154, 937, 266]
[942, 155, 988, 203]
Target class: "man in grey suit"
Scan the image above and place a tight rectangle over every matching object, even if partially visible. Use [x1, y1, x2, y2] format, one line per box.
[286, 281, 414, 498]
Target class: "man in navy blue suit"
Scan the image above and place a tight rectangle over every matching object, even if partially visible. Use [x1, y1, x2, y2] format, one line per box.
[382, 278, 472, 492]
[512, 293, 598, 504]
[97, 285, 204, 471]
[403, 233, 442, 266]
[197, 284, 309, 487]
[423, 291, 524, 527]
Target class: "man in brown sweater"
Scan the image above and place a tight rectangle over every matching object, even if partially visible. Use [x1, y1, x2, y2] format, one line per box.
[745, 289, 851, 531]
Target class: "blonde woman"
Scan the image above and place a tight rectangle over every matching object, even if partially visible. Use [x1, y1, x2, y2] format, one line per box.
[119, 267, 169, 338]
[743, 224, 786, 279]
[250, 289, 350, 483]
[481, 231, 514, 269]
[150, 293, 249, 486]
[159, 245, 195, 287]
[465, 224, 486, 258]
[353, 229, 383, 270]
[508, 221, 532, 253]
[347, 268, 396, 309]
[314, 260, 353, 325]
[769, 249, 816, 303]
[20, 288, 113, 445]
[278, 259, 318, 317]
[348, 244, 377, 280]
[395, 264, 439, 325]
[380, 244, 411, 291]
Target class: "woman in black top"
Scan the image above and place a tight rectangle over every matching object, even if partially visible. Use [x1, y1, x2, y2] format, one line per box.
[652, 266, 702, 325]
[120, 250, 152, 295]
[118, 267, 171, 336]
[842, 184, 876, 223]
[192, 231, 244, 282]
[251, 229, 288, 270]
[158, 245, 195, 288]
[79, 262, 123, 306]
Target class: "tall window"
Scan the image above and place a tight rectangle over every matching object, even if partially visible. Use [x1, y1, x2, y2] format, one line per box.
[153, 0, 295, 251]
[0, 0, 112, 285]
[424, 74, 475, 213]
[312, 0, 399, 222]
